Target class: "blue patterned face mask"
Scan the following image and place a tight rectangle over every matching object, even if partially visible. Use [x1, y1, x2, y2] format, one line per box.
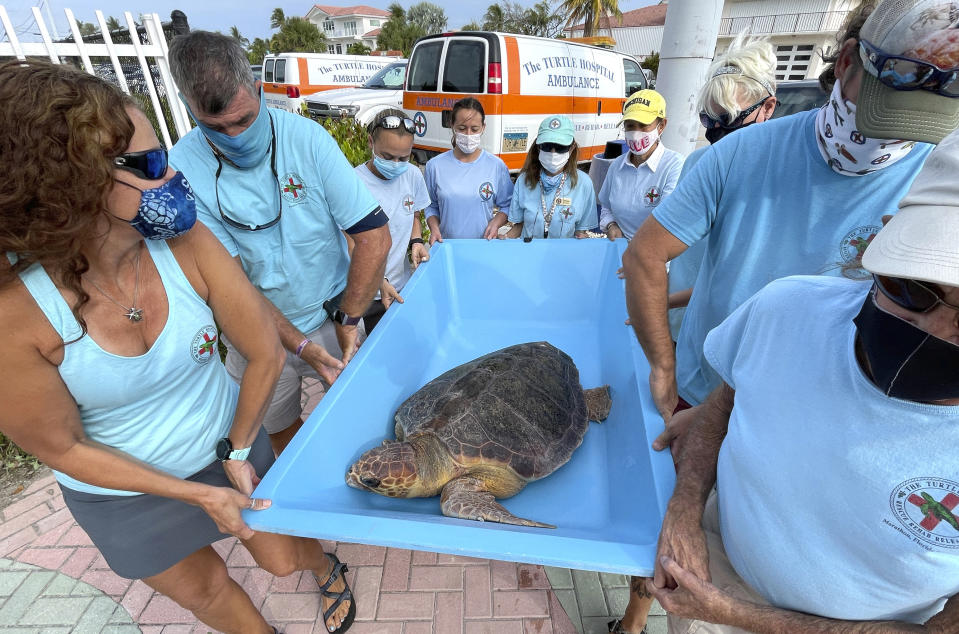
[115, 172, 197, 239]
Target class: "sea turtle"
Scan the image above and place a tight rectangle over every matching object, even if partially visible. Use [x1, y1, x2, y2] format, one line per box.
[345, 341, 611, 528]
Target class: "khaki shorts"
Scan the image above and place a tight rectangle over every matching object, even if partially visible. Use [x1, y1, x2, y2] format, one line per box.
[667, 490, 772, 634]
[224, 318, 366, 434]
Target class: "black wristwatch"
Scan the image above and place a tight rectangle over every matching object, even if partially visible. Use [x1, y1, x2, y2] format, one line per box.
[323, 297, 362, 326]
[216, 437, 251, 461]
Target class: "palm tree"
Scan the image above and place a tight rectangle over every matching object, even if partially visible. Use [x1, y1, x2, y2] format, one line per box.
[230, 25, 250, 49]
[559, 0, 622, 37]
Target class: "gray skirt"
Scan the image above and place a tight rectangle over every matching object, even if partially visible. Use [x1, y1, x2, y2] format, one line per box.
[60, 429, 274, 579]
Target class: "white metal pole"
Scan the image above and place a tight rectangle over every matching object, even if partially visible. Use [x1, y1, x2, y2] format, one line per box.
[42, 0, 60, 39]
[32, 6, 60, 63]
[656, 0, 723, 157]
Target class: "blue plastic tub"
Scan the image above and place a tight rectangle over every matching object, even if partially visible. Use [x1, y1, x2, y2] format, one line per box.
[246, 239, 675, 576]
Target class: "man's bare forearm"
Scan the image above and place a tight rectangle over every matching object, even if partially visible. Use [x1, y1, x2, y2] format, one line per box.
[623, 230, 678, 377]
[672, 383, 734, 508]
[340, 224, 390, 316]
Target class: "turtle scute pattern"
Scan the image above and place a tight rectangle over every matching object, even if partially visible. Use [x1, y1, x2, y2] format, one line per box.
[393, 342, 589, 481]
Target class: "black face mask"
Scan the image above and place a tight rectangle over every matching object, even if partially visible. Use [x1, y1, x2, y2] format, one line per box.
[705, 120, 756, 145]
[854, 288, 959, 401]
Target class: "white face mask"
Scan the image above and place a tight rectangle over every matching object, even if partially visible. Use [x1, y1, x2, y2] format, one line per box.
[454, 131, 482, 154]
[538, 150, 570, 174]
[815, 79, 916, 177]
[625, 127, 660, 155]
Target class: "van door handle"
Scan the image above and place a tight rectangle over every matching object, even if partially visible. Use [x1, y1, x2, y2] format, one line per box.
[597, 101, 602, 116]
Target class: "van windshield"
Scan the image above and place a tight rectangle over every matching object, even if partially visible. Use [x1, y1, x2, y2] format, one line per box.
[363, 63, 408, 90]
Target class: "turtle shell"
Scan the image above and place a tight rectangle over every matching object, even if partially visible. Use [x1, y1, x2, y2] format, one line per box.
[393, 341, 588, 481]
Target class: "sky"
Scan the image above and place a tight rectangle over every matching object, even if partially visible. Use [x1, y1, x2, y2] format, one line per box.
[4, 0, 657, 44]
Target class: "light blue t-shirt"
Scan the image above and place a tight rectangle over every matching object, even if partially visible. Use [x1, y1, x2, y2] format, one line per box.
[597, 143, 684, 239]
[16, 240, 237, 496]
[508, 170, 596, 239]
[654, 108, 932, 405]
[705, 275, 959, 623]
[667, 146, 708, 340]
[170, 108, 379, 334]
[424, 150, 513, 239]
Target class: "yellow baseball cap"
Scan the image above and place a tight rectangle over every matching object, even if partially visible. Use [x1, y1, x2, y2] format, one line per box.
[621, 89, 666, 125]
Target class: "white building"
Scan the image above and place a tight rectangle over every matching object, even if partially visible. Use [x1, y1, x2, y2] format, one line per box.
[304, 4, 391, 54]
[565, 0, 860, 81]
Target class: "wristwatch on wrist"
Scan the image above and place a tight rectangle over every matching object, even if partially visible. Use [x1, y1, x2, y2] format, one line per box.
[323, 297, 362, 326]
[216, 437, 251, 462]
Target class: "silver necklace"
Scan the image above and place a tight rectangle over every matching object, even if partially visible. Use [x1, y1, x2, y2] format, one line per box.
[86, 247, 144, 323]
[539, 172, 567, 238]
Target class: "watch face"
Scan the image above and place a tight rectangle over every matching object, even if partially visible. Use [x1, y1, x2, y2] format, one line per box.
[216, 437, 232, 461]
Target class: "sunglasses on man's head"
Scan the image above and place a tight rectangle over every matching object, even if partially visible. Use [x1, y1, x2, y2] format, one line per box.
[113, 148, 169, 180]
[375, 115, 416, 134]
[539, 142, 572, 153]
[700, 96, 771, 130]
[860, 39, 959, 98]
[874, 274, 959, 313]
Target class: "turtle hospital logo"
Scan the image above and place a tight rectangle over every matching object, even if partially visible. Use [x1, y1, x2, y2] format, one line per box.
[838, 225, 881, 279]
[281, 173, 308, 204]
[478, 181, 494, 201]
[890, 478, 959, 550]
[644, 186, 662, 206]
[190, 325, 219, 365]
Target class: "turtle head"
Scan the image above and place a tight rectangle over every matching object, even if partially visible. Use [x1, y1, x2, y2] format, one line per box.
[346, 440, 426, 498]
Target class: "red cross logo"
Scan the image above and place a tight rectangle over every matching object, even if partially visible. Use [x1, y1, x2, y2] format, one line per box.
[198, 332, 217, 356]
[413, 112, 427, 136]
[908, 492, 959, 532]
[284, 177, 304, 198]
[645, 187, 661, 205]
[479, 182, 494, 200]
[848, 233, 876, 256]
[403, 196, 415, 212]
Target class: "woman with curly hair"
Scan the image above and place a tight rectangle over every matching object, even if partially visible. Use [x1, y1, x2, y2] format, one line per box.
[0, 60, 355, 634]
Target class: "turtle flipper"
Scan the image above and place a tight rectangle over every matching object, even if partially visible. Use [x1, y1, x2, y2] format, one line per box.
[440, 476, 555, 529]
[583, 385, 611, 421]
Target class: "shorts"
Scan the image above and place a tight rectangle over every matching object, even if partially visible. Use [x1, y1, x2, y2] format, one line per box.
[223, 318, 366, 434]
[667, 490, 772, 634]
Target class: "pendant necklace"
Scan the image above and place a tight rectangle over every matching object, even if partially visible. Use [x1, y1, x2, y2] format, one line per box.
[539, 172, 567, 238]
[86, 246, 144, 323]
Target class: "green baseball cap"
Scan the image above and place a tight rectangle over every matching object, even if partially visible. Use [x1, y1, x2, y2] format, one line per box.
[537, 115, 575, 145]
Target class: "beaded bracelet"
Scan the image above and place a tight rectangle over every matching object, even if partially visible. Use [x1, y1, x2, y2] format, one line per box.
[294, 338, 311, 358]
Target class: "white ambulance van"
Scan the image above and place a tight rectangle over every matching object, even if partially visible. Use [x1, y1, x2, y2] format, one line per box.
[403, 32, 648, 170]
[262, 52, 403, 113]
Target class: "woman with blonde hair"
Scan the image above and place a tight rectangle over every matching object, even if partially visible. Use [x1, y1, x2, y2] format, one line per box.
[0, 60, 356, 634]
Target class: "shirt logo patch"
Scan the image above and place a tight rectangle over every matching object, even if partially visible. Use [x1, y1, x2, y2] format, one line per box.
[413, 112, 427, 137]
[191, 325, 219, 365]
[479, 181, 494, 201]
[839, 224, 880, 279]
[889, 478, 959, 550]
[402, 195, 415, 213]
[281, 173, 308, 204]
[644, 186, 662, 206]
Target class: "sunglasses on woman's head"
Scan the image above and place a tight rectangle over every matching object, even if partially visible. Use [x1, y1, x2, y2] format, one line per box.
[113, 148, 169, 180]
[376, 115, 416, 134]
[700, 96, 770, 130]
[539, 142, 572, 153]
[874, 274, 959, 313]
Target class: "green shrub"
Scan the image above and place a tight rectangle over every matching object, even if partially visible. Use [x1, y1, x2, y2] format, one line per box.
[321, 117, 372, 167]
[0, 432, 41, 474]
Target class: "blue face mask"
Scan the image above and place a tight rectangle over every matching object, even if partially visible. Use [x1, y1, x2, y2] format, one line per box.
[116, 172, 197, 239]
[181, 88, 272, 169]
[373, 154, 410, 180]
[540, 170, 563, 189]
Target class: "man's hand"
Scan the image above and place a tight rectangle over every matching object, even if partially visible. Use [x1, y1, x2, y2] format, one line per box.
[411, 243, 429, 270]
[222, 458, 260, 496]
[429, 228, 443, 245]
[650, 365, 679, 424]
[483, 212, 508, 240]
[299, 340, 345, 384]
[650, 556, 736, 624]
[653, 500, 710, 590]
[606, 222, 624, 241]
[380, 279, 404, 310]
[334, 322, 360, 365]
[653, 405, 698, 454]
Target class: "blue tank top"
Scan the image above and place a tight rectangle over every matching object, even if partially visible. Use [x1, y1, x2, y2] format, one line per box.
[17, 240, 238, 496]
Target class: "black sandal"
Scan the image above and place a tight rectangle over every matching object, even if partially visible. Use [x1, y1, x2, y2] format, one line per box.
[608, 620, 647, 634]
[313, 553, 356, 633]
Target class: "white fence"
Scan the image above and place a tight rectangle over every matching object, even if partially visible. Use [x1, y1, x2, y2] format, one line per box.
[0, 5, 192, 148]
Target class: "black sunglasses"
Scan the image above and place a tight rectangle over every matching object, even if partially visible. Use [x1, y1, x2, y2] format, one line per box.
[113, 148, 168, 180]
[375, 115, 416, 134]
[860, 39, 959, 98]
[538, 142, 572, 153]
[700, 96, 771, 130]
[874, 274, 959, 313]
[212, 114, 282, 232]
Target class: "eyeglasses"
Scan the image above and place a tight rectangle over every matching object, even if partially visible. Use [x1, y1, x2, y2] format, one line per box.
[375, 115, 416, 134]
[859, 39, 959, 98]
[538, 142, 572, 153]
[700, 96, 771, 130]
[874, 274, 959, 313]
[212, 114, 282, 232]
[113, 148, 169, 180]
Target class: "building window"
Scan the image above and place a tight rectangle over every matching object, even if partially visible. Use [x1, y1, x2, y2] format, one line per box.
[336, 44, 343, 54]
[323, 20, 334, 32]
[328, 44, 336, 53]
[370, 19, 380, 26]
[345, 21, 357, 35]
[775, 44, 814, 81]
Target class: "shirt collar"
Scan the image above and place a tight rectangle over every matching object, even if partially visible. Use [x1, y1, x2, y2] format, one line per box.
[622, 141, 665, 172]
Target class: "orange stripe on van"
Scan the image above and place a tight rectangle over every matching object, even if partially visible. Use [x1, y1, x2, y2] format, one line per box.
[505, 37, 520, 94]
[405, 92, 626, 116]
[414, 143, 609, 171]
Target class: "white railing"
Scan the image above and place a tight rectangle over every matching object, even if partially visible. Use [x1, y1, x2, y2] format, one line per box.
[719, 11, 848, 37]
[0, 5, 191, 147]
